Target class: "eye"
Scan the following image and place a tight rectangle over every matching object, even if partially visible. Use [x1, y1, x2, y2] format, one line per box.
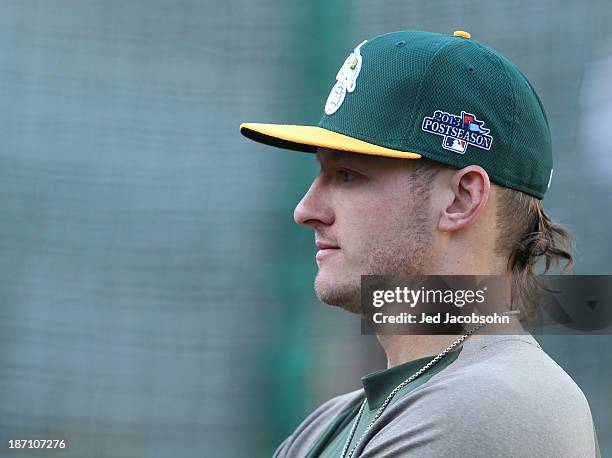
[337, 169, 357, 183]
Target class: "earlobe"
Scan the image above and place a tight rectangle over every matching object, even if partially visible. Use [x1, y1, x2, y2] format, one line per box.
[438, 166, 490, 233]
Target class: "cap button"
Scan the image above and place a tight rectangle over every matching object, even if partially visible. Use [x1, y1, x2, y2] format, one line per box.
[453, 30, 471, 39]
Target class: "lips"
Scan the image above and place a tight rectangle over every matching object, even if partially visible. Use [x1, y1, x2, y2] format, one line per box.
[315, 239, 340, 263]
[315, 240, 340, 250]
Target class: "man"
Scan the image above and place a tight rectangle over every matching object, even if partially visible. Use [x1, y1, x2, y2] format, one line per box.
[240, 30, 599, 457]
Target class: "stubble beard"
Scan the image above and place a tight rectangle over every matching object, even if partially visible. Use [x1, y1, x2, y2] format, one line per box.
[314, 204, 433, 315]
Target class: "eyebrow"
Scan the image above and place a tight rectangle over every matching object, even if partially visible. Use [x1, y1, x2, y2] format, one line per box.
[315, 149, 356, 165]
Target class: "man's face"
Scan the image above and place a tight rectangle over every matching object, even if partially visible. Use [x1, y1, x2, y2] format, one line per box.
[294, 147, 437, 313]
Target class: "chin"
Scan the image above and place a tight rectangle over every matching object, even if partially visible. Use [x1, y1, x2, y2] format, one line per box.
[314, 272, 362, 314]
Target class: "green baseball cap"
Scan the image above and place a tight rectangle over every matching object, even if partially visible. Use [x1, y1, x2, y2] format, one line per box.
[240, 30, 553, 198]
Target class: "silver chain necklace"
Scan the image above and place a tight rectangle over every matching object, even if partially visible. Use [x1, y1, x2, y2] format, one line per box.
[340, 310, 519, 458]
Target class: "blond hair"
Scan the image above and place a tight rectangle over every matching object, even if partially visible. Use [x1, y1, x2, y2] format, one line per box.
[495, 187, 573, 320]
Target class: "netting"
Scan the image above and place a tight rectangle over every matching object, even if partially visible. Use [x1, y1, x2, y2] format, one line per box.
[0, 1, 610, 456]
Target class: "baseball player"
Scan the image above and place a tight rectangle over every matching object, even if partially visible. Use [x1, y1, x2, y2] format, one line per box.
[240, 30, 600, 457]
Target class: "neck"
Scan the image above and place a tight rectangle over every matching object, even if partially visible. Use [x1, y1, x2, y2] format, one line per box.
[376, 334, 462, 369]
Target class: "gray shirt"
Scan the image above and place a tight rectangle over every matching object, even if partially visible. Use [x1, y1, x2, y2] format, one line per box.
[273, 334, 599, 457]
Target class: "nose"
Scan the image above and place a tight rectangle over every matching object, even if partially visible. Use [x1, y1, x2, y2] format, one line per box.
[294, 177, 335, 228]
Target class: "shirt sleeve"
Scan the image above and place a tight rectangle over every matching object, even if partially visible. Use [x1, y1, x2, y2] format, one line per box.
[357, 369, 597, 458]
[272, 435, 293, 458]
[272, 389, 364, 458]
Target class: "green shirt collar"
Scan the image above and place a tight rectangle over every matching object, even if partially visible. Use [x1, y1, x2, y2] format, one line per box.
[361, 346, 462, 410]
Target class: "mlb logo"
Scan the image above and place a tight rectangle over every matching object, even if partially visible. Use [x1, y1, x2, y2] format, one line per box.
[443, 136, 467, 154]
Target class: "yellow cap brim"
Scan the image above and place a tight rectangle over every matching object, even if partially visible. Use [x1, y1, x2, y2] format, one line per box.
[240, 123, 422, 159]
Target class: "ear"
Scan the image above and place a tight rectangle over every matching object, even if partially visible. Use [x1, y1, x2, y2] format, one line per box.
[438, 166, 490, 233]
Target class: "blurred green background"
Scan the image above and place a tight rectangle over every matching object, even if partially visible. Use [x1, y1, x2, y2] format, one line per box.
[0, 1, 610, 457]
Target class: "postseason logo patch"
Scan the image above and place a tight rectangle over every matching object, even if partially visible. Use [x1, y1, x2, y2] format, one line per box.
[422, 110, 493, 154]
